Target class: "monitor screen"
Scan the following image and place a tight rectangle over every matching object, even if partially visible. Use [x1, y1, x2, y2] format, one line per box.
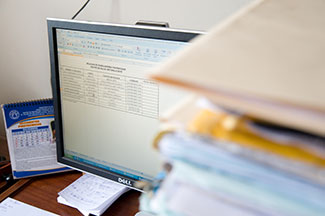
[47, 18, 200, 189]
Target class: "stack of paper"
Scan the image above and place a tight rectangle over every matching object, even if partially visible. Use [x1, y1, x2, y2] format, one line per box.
[57, 174, 128, 216]
[186, 103, 325, 185]
[139, 0, 325, 215]
[156, 137, 325, 215]
[140, 98, 325, 215]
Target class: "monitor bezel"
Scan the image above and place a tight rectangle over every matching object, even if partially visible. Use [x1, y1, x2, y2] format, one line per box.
[47, 18, 201, 189]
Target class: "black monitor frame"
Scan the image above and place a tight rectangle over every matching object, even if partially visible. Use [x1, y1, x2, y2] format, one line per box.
[47, 18, 200, 189]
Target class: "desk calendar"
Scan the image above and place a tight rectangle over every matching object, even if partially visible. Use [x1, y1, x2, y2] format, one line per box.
[1, 99, 69, 178]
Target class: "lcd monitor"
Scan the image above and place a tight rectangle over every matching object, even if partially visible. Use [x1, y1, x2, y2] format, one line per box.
[47, 18, 200, 190]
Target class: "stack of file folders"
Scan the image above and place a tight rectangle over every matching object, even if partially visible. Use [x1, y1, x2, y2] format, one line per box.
[139, 0, 325, 215]
[139, 97, 325, 216]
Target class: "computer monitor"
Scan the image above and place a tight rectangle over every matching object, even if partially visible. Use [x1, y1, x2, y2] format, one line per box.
[47, 18, 200, 190]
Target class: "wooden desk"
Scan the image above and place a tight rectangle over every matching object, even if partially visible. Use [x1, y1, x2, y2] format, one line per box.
[10, 171, 141, 216]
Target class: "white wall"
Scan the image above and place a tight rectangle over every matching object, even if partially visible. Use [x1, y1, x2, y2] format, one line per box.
[0, 0, 252, 137]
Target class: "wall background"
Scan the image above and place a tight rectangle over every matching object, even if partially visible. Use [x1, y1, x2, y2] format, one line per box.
[0, 0, 252, 137]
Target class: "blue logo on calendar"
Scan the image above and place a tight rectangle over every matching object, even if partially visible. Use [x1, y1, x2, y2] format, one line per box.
[9, 110, 20, 120]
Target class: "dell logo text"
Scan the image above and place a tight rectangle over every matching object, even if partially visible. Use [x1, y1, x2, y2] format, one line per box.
[118, 177, 132, 186]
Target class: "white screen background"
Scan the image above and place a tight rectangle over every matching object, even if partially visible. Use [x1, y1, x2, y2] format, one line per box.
[57, 29, 190, 179]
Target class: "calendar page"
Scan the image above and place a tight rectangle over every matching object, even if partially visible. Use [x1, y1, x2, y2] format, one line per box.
[1, 99, 69, 178]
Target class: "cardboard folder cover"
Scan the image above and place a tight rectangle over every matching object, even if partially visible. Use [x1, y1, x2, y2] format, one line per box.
[150, 0, 325, 135]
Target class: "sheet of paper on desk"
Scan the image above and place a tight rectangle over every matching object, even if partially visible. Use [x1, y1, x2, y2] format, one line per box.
[0, 197, 58, 216]
[58, 174, 128, 216]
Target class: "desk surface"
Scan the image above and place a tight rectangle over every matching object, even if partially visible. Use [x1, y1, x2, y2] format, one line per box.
[11, 171, 141, 216]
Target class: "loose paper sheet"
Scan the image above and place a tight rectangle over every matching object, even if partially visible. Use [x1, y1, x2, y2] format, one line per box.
[0, 198, 58, 216]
